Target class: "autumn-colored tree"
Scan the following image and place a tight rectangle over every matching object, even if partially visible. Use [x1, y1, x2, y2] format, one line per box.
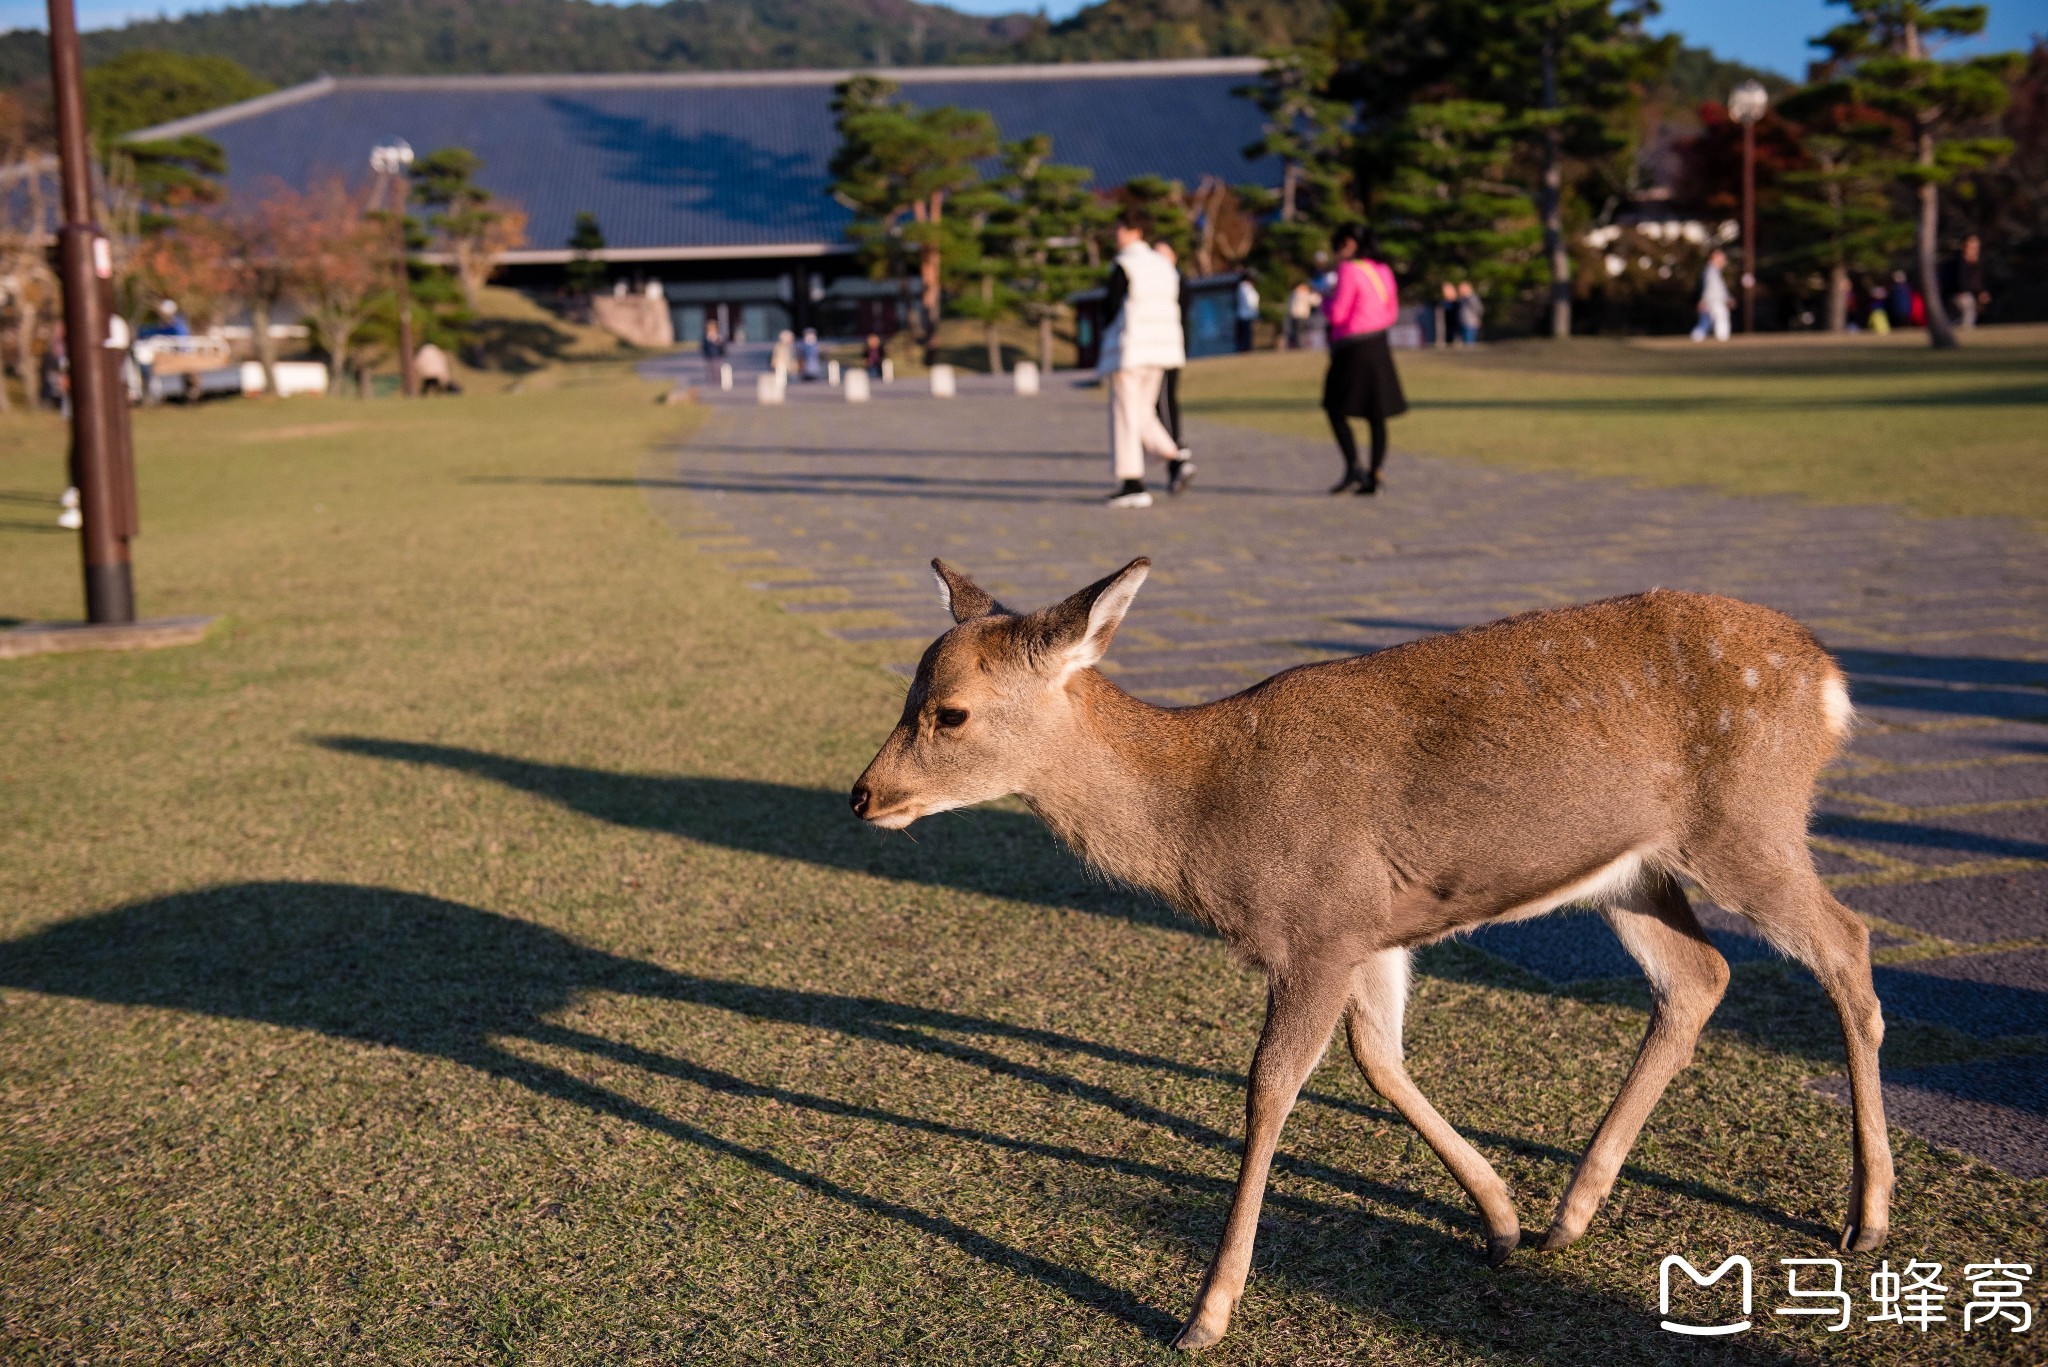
[133, 214, 236, 330]
[287, 177, 387, 393]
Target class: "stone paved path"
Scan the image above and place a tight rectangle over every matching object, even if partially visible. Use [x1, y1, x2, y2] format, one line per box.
[644, 361, 2048, 1176]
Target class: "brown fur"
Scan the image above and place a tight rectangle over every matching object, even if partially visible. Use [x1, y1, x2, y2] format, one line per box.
[854, 559, 1892, 1351]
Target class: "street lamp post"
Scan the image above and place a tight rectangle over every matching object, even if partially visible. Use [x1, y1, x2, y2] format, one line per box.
[370, 140, 417, 398]
[46, 0, 135, 622]
[1728, 79, 1770, 336]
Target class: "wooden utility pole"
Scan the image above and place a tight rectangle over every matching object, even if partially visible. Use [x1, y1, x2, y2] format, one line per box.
[47, 0, 136, 623]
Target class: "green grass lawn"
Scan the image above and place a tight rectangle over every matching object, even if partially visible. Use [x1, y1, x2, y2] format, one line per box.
[1187, 324, 2048, 526]
[2, 365, 2042, 1363]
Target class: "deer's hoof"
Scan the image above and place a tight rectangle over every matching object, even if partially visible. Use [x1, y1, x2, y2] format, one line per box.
[1537, 1223, 1583, 1254]
[1170, 1316, 1227, 1352]
[1483, 1230, 1520, 1267]
[1839, 1222, 1888, 1253]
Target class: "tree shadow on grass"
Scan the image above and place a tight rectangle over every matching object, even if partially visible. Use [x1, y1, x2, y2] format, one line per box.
[0, 882, 1806, 1362]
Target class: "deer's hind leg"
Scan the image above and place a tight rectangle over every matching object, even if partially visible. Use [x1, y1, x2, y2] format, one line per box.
[1540, 870, 1730, 1251]
[1688, 833, 1893, 1252]
[1344, 948, 1521, 1266]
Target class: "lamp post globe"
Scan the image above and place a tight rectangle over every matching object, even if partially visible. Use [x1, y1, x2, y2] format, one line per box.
[1728, 80, 1769, 126]
[369, 139, 414, 176]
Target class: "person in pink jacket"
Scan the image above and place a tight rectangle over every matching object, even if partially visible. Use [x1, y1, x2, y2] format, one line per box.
[1318, 223, 1408, 495]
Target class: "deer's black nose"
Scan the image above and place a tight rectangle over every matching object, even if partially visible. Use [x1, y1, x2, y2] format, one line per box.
[849, 784, 872, 818]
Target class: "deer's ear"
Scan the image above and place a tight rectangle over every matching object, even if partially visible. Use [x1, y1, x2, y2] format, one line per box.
[932, 559, 1001, 623]
[1032, 557, 1150, 678]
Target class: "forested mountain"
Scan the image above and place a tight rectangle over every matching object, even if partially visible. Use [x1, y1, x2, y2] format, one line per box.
[0, 0, 1041, 90]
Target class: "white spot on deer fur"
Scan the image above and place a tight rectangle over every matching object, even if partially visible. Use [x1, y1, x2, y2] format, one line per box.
[1492, 849, 1650, 925]
[1619, 678, 1637, 699]
[1766, 651, 1785, 669]
[1742, 666, 1760, 689]
[1581, 635, 1597, 649]
[1821, 674, 1854, 736]
[1744, 707, 1759, 724]
[1708, 639, 1724, 661]
[1644, 663, 1658, 686]
[1564, 696, 1581, 711]
[1717, 707, 1732, 732]
[1539, 638, 1556, 653]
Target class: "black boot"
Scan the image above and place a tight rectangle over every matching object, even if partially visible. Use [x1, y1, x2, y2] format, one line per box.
[1329, 467, 1362, 495]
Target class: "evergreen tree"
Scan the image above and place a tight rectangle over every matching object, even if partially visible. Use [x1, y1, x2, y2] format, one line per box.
[1372, 100, 1543, 312]
[1801, 0, 2020, 347]
[565, 211, 606, 299]
[828, 75, 997, 362]
[1234, 47, 1355, 301]
[1770, 87, 1908, 330]
[413, 147, 528, 309]
[1443, 0, 1674, 337]
[986, 135, 1113, 375]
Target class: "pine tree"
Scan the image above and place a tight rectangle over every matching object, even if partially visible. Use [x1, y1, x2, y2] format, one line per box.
[565, 211, 606, 299]
[1446, 0, 1673, 337]
[412, 147, 528, 310]
[986, 135, 1113, 375]
[828, 75, 997, 363]
[1233, 47, 1355, 303]
[1801, 0, 2020, 347]
[1373, 100, 1543, 317]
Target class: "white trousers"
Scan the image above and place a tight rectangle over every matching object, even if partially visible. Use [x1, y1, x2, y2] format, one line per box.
[1691, 304, 1730, 342]
[1108, 366, 1180, 481]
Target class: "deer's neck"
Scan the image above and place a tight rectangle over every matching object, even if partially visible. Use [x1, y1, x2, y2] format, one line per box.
[1019, 672, 1218, 907]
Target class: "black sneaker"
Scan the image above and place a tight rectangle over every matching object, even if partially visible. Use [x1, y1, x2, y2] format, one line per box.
[1166, 456, 1195, 495]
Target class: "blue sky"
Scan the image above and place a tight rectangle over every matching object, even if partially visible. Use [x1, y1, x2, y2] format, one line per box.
[3, 0, 2042, 74]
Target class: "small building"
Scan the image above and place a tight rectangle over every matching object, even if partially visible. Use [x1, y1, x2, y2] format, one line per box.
[139, 58, 1279, 343]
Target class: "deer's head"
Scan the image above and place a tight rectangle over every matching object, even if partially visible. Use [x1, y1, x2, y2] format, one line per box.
[850, 557, 1150, 829]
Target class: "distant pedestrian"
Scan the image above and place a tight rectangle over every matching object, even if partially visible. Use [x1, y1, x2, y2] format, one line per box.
[1887, 270, 1913, 329]
[1319, 223, 1406, 497]
[413, 341, 454, 395]
[772, 329, 794, 380]
[1286, 281, 1316, 349]
[702, 317, 725, 380]
[1153, 242, 1195, 492]
[1097, 208, 1188, 508]
[797, 327, 823, 381]
[1691, 249, 1731, 342]
[1439, 281, 1459, 347]
[1234, 271, 1259, 352]
[1456, 282, 1483, 345]
[1941, 235, 1988, 328]
[864, 332, 885, 377]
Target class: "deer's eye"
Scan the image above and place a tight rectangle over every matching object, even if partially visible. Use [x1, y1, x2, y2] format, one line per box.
[935, 706, 970, 730]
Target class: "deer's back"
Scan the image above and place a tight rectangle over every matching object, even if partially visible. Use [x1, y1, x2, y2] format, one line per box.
[1176, 591, 1846, 948]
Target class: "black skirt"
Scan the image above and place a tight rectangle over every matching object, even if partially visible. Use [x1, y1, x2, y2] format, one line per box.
[1322, 330, 1408, 420]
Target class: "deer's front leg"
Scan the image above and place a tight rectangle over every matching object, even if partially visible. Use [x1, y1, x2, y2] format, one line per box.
[1174, 962, 1352, 1352]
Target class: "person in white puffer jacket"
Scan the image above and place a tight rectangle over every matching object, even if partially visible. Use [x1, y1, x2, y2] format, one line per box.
[1097, 209, 1189, 508]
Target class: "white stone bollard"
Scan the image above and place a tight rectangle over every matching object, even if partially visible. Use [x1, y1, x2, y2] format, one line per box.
[881, 358, 894, 383]
[1012, 360, 1040, 396]
[827, 359, 841, 386]
[929, 364, 957, 398]
[843, 369, 871, 403]
[719, 361, 733, 391]
[756, 372, 784, 405]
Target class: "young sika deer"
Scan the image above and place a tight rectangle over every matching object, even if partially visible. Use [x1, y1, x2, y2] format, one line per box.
[851, 558, 1892, 1351]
